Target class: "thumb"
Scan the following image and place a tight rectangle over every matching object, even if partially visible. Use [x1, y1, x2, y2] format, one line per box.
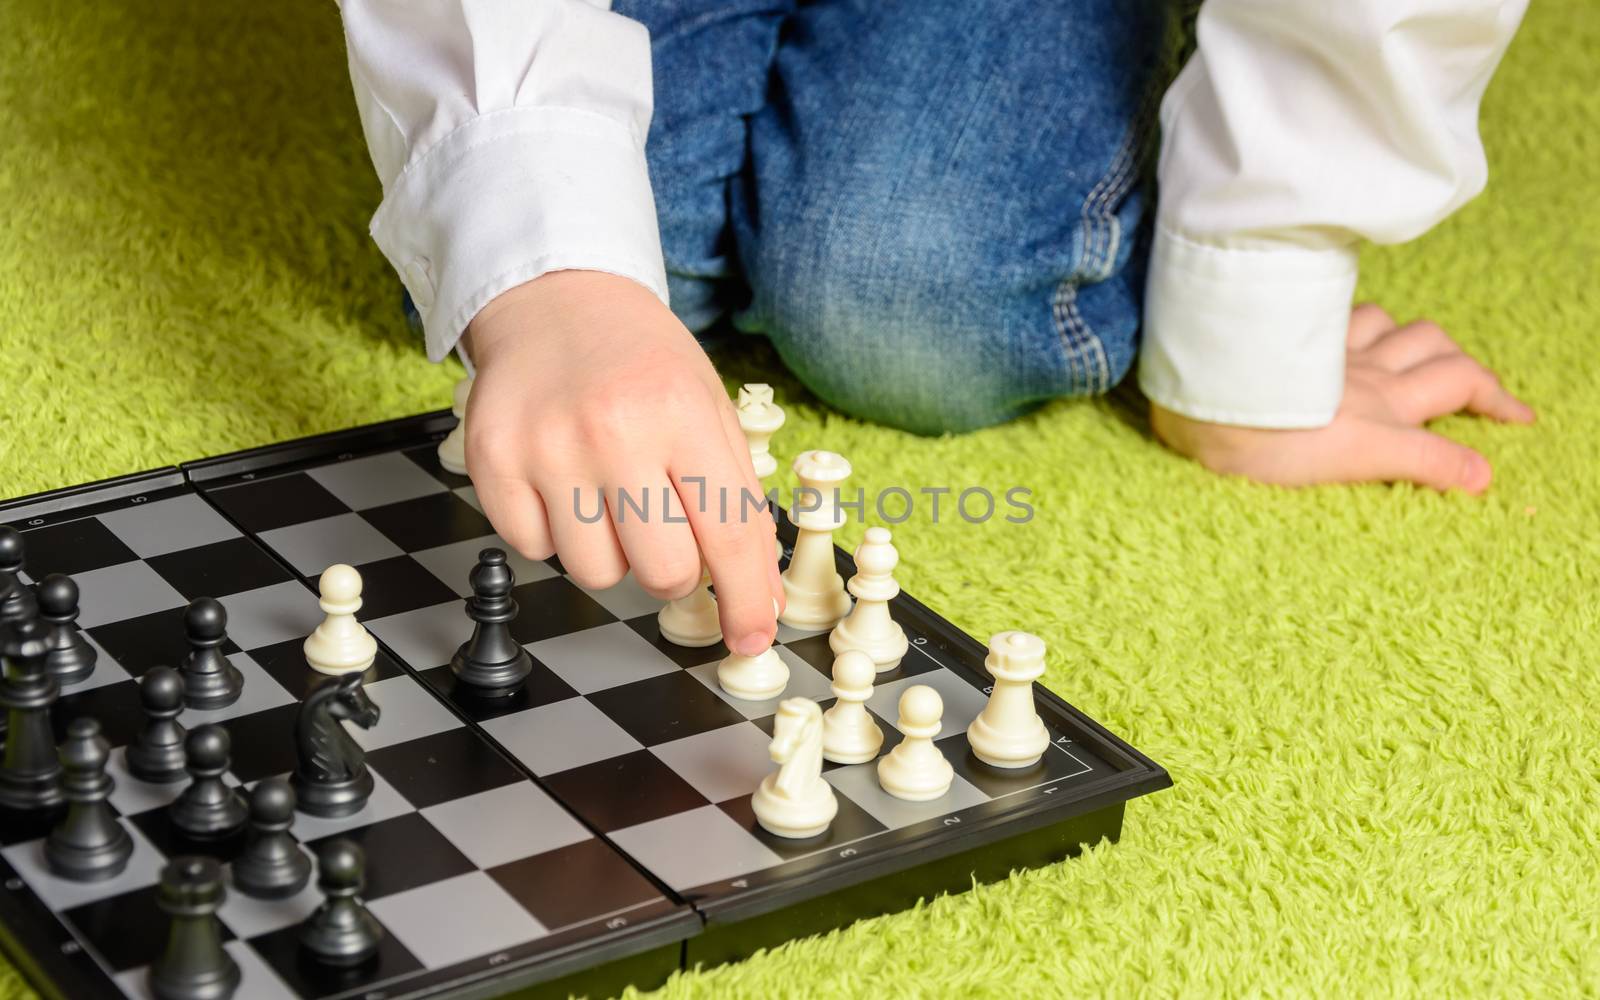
[1355, 426, 1493, 495]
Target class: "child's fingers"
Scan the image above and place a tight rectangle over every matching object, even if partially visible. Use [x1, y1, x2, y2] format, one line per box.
[1365, 320, 1461, 372]
[471, 475, 556, 561]
[1346, 303, 1397, 351]
[609, 473, 703, 601]
[1394, 355, 1536, 424]
[542, 479, 630, 591]
[671, 446, 780, 658]
[1342, 424, 1492, 494]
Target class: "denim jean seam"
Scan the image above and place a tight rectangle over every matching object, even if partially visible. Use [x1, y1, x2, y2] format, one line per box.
[1051, 70, 1162, 394]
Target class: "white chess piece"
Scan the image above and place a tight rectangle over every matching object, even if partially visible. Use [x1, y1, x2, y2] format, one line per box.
[736, 383, 786, 564]
[436, 376, 472, 476]
[822, 650, 884, 764]
[967, 631, 1051, 768]
[828, 526, 908, 671]
[877, 685, 954, 801]
[752, 698, 837, 838]
[779, 450, 854, 630]
[303, 564, 378, 676]
[716, 643, 789, 701]
[657, 565, 721, 647]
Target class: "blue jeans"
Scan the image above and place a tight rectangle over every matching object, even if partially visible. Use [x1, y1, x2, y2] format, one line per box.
[613, 0, 1171, 435]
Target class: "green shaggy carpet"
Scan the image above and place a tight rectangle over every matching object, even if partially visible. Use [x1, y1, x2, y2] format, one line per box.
[3, 2, 1598, 997]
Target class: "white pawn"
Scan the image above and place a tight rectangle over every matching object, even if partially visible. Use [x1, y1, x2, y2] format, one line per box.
[716, 643, 789, 701]
[436, 376, 472, 475]
[657, 565, 721, 647]
[877, 685, 953, 801]
[822, 651, 884, 764]
[752, 698, 837, 838]
[828, 526, 908, 671]
[967, 631, 1051, 768]
[303, 565, 378, 676]
[779, 450, 854, 630]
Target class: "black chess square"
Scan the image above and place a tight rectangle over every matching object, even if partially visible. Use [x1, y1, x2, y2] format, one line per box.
[146, 537, 294, 601]
[402, 443, 470, 489]
[624, 614, 730, 668]
[358, 492, 493, 552]
[586, 671, 748, 747]
[540, 751, 709, 833]
[366, 728, 523, 810]
[303, 812, 475, 900]
[417, 662, 577, 723]
[128, 808, 250, 865]
[249, 917, 423, 997]
[506, 577, 616, 645]
[0, 806, 64, 846]
[320, 554, 458, 621]
[64, 884, 234, 972]
[214, 703, 305, 782]
[86, 606, 241, 678]
[488, 838, 665, 931]
[248, 638, 402, 700]
[717, 791, 887, 861]
[205, 474, 349, 534]
[52, 679, 143, 748]
[19, 517, 138, 578]
[939, 732, 1101, 798]
[776, 633, 841, 677]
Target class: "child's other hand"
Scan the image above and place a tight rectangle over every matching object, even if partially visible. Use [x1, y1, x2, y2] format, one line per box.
[462, 270, 783, 656]
[1151, 304, 1535, 495]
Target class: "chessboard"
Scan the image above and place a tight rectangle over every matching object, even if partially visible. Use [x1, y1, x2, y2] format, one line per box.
[0, 410, 1170, 1000]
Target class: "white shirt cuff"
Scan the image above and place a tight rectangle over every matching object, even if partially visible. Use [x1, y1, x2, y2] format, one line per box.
[368, 105, 669, 363]
[1138, 226, 1359, 429]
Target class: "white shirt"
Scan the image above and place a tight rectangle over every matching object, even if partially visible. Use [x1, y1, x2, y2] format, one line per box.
[339, 0, 1527, 429]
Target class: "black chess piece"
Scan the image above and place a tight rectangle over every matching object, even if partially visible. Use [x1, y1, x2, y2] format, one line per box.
[45, 717, 133, 881]
[300, 839, 383, 967]
[292, 673, 380, 818]
[179, 598, 242, 710]
[127, 666, 189, 784]
[149, 856, 240, 1000]
[35, 573, 96, 687]
[170, 725, 247, 842]
[232, 779, 311, 900]
[0, 526, 28, 626]
[0, 618, 65, 812]
[449, 548, 532, 697]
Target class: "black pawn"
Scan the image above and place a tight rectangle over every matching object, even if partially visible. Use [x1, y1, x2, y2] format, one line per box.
[232, 779, 311, 900]
[300, 838, 383, 967]
[449, 549, 532, 697]
[35, 574, 96, 686]
[179, 599, 242, 710]
[46, 717, 133, 881]
[0, 527, 28, 626]
[0, 618, 65, 811]
[127, 666, 189, 784]
[170, 725, 247, 842]
[149, 856, 240, 1000]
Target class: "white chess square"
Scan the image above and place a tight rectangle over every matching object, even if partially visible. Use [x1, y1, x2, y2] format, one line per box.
[824, 763, 988, 830]
[280, 768, 415, 841]
[115, 941, 296, 1000]
[684, 645, 834, 720]
[575, 572, 663, 621]
[105, 750, 241, 816]
[215, 581, 325, 651]
[869, 669, 991, 735]
[609, 806, 782, 892]
[1, 823, 165, 912]
[218, 861, 321, 938]
[178, 653, 295, 727]
[72, 561, 187, 629]
[368, 871, 547, 969]
[410, 536, 557, 597]
[649, 722, 775, 804]
[257, 513, 404, 576]
[97, 494, 241, 559]
[306, 452, 447, 510]
[527, 622, 680, 695]
[60, 634, 133, 695]
[366, 600, 463, 671]
[421, 783, 591, 868]
[345, 675, 462, 751]
[480, 698, 642, 776]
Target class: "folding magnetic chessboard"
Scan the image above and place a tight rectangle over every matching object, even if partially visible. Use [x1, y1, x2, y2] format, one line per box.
[0, 411, 1170, 1000]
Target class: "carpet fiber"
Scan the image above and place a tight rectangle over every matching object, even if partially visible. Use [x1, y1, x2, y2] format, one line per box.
[2, 2, 1597, 997]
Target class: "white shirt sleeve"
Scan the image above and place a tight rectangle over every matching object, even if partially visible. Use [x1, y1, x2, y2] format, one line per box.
[338, 0, 668, 364]
[1139, 0, 1528, 428]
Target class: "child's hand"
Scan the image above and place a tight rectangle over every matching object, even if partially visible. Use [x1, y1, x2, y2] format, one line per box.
[462, 270, 783, 656]
[1151, 304, 1535, 494]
